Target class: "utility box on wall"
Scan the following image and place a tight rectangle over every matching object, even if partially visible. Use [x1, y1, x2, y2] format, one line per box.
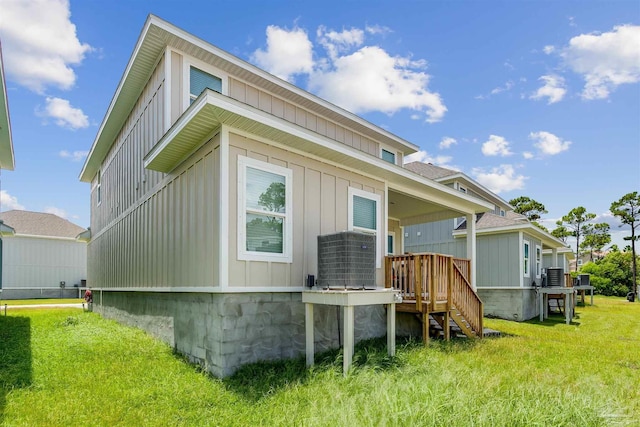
[317, 231, 376, 288]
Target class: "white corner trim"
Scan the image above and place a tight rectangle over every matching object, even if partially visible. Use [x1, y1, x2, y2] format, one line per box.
[219, 126, 230, 290]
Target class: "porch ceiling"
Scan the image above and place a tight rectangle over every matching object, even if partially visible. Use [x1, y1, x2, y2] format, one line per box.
[388, 190, 464, 225]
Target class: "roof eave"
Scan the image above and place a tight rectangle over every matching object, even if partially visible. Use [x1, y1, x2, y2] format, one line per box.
[0, 42, 16, 171]
[81, 15, 419, 183]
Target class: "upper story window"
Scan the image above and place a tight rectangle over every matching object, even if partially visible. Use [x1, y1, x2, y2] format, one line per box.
[189, 66, 222, 103]
[381, 149, 396, 165]
[458, 184, 467, 194]
[238, 156, 293, 263]
[348, 187, 382, 268]
[500, 209, 506, 217]
[96, 170, 102, 206]
[523, 240, 530, 277]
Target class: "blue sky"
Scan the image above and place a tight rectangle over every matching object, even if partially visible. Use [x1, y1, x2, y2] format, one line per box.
[0, 0, 638, 248]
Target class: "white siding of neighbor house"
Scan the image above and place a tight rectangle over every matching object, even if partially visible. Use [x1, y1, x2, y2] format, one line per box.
[88, 135, 220, 289]
[227, 132, 386, 288]
[91, 55, 166, 234]
[2, 236, 86, 288]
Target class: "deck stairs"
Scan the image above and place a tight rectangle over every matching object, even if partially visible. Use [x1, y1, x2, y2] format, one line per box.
[386, 253, 486, 343]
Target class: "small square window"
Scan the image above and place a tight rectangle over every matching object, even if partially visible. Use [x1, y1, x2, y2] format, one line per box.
[381, 149, 396, 164]
[190, 66, 222, 102]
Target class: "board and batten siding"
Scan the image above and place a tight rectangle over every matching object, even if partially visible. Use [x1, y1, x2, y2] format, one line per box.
[228, 78, 384, 158]
[91, 55, 167, 234]
[227, 132, 386, 288]
[476, 233, 521, 287]
[88, 135, 220, 289]
[404, 220, 465, 258]
[2, 236, 86, 288]
[522, 233, 543, 288]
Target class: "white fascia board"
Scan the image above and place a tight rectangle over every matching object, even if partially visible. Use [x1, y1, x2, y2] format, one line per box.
[149, 90, 493, 215]
[11, 233, 82, 242]
[453, 223, 568, 248]
[80, 15, 158, 182]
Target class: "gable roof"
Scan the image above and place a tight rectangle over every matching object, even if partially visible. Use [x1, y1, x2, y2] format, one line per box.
[0, 210, 86, 239]
[0, 41, 15, 171]
[80, 15, 419, 183]
[404, 161, 512, 210]
[404, 162, 458, 180]
[453, 211, 567, 249]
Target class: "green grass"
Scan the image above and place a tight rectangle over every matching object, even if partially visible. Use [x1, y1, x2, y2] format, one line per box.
[1, 297, 639, 426]
[0, 299, 83, 306]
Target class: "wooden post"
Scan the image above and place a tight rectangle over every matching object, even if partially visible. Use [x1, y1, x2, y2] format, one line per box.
[443, 310, 450, 341]
[430, 254, 437, 311]
[415, 255, 422, 313]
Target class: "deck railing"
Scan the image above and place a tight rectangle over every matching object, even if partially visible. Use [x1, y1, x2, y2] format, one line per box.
[385, 252, 483, 337]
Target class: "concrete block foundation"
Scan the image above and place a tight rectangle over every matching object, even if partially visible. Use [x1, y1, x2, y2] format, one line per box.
[477, 288, 539, 321]
[95, 291, 389, 377]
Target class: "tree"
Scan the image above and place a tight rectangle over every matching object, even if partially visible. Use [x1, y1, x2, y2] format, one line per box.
[580, 251, 635, 297]
[556, 207, 596, 271]
[580, 223, 611, 262]
[509, 196, 548, 221]
[610, 191, 640, 297]
[551, 223, 571, 243]
[258, 182, 286, 212]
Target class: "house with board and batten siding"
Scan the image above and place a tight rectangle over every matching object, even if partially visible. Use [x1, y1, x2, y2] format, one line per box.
[0, 210, 87, 299]
[79, 15, 494, 377]
[404, 162, 569, 321]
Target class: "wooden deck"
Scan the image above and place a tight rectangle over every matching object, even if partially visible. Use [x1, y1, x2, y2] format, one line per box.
[385, 253, 484, 343]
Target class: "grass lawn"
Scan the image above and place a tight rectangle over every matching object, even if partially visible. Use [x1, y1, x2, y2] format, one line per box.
[1, 296, 638, 426]
[0, 299, 83, 306]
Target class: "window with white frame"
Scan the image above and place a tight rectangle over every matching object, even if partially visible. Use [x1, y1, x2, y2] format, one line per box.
[348, 187, 382, 268]
[381, 149, 396, 165]
[96, 170, 102, 206]
[189, 66, 222, 103]
[523, 240, 530, 277]
[536, 245, 542, 278]
[238, 156, 292, 262]
[387, 233, 395, 255]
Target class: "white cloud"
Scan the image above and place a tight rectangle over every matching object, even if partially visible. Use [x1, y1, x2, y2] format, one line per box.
[253, 23, 447, 123]
[490, 80, 514, 95]
[317, 26, 364, 60]
[0, 0, 92, 93]
[523, 151, 534, 159]
[530, 75, 567, 104]
[309, 45, 446, 122]
[471, 164, 526, 193]
[562, 25, 640, 100]
[481, 135, 513, 157]
[59, 150, 89, 161]
[403, 150, 459, 170]
[529, 131, 571, 155]
[439, 137, 457, 150]
[0, 190, 25, 211]
[44, 206, 68, 219]
[365, 25, 392, 36]
[38, 97, 89, 129]
[251, 25, 314, 82]
[543, 45, 556, 54]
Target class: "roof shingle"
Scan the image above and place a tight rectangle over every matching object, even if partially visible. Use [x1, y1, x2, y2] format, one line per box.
[0, 210, 86, 238]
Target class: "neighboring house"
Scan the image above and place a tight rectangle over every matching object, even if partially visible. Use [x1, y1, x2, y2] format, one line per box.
[404, 162, 569, 321]
[543, 247, 574, 274]
[0, 211, 88, 299]
[0, 41, 17, 297]
[79, 16, 492, 377]
[569, 250, 608, 271]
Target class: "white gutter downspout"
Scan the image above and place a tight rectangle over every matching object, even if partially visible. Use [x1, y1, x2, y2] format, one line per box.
[466, 213, 477, 290]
